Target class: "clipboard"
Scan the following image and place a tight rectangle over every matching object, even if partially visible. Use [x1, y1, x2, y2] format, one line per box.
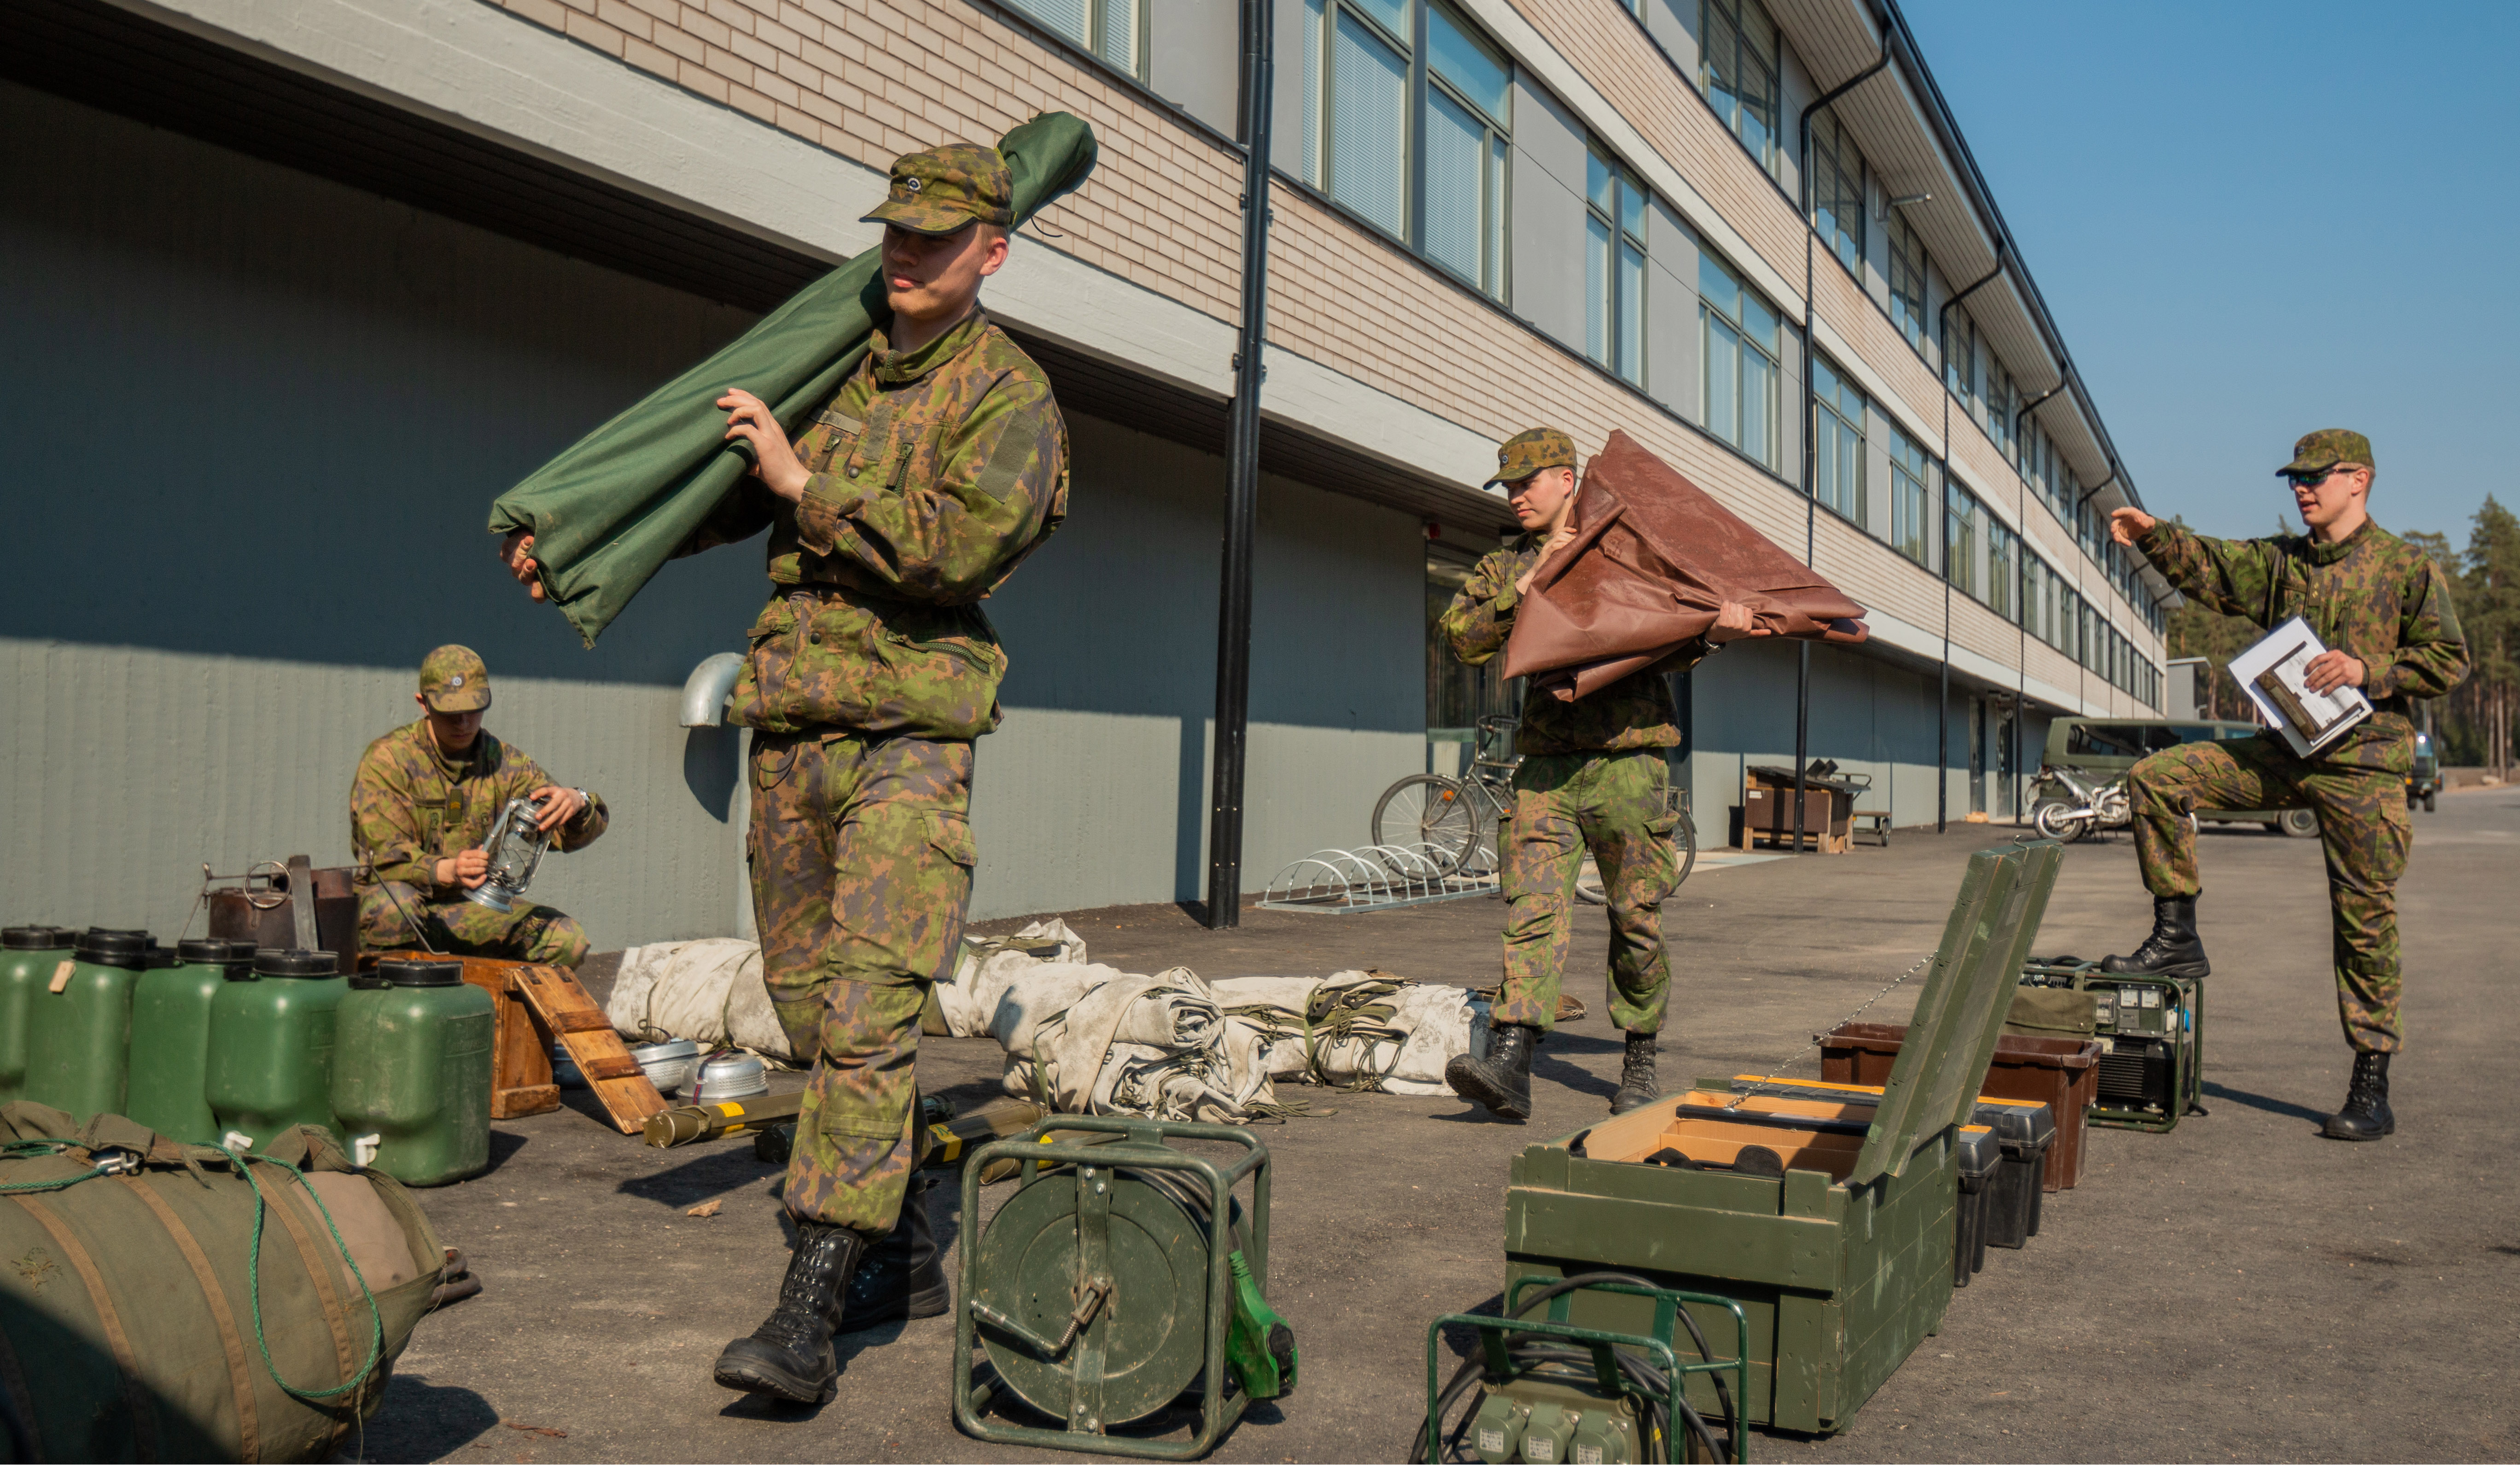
[2228, 616, 2372, 757]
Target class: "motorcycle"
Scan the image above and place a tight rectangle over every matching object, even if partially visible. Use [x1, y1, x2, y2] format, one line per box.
[2032, 765, 2132, 843]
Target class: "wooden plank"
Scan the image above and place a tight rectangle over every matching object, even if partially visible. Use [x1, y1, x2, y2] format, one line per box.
[509, 964, 666, 1134]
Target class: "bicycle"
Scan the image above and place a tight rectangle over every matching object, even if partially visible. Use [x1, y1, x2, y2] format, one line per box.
[1371, 715, 1697, 901]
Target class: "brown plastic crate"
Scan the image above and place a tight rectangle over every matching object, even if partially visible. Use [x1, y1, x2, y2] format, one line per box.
[1820, 1021, 2101, 1191]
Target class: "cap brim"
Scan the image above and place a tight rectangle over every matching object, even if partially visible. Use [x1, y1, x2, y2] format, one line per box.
[425, 687, 491, 713]
[862, 201, 986, 237]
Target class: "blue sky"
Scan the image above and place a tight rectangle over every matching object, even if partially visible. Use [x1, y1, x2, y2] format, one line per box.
[1901, 0, 2516, 549]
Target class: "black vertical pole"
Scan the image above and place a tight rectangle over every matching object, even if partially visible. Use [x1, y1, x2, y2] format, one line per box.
[1204, 0, 1274, 929]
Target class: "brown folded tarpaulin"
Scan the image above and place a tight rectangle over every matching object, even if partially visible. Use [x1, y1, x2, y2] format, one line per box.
[1503, 430, 1869, 701]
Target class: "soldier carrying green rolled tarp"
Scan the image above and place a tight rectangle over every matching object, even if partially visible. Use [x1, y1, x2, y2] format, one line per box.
[487, 116, 1096, 1406]
[2102, 429, 2468, 1142]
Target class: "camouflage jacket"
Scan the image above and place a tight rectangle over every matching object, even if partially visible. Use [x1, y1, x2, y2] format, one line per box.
[1440, 537, 1691, 755]
[2138, 517, 2467, 772]
[349, 721, 608, 892]
[677, 309, 1069, 740]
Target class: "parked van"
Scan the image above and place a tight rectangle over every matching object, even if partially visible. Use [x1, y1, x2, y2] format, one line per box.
[2036, 718, 2319, 837]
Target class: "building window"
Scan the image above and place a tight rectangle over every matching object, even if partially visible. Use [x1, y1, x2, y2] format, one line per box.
[1946, 482, 1978, 599]
[1008, 0, 1143, 77]
[1700, 0, 1780, 175]
[1701, 253, 1781, 469]
[1586, 147, 1649, 384]
[1888, 213, 1928, 352]
[1812, 355, 1865, 528]
[1304, 0, 1512, 299]
[1987, 518, 2016, 622]
[1889, 425, 1932, 566]
[1423, 5, 1511, 295]
[1945, 308, 1978, 413]
[1811, 111, 1863, 274]
[1428, 549, 1515, 732]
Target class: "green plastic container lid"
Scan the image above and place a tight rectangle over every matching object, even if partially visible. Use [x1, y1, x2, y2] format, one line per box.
[3, 926, 70, 951]
[74, 929, 153, 969]
[381, 959, 464, 988]
[251, 948, 338, 978]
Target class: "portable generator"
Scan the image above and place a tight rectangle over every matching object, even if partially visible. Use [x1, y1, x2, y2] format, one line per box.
[2020, 959, 2206, 1131]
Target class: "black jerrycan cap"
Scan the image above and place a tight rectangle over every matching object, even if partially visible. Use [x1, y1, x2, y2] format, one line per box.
[346, 971, 393, 991]
[381, 959, 464, 988]
[75, 928, 154, 970]
[253, 948, 339, 978]
[178, 937, 257, 969]
[3, 926, 70, 951]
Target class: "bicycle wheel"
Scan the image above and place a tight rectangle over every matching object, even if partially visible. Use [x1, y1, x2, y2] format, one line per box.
[1372, 775, 1478, 873]
[1575, 808, 1699, 905]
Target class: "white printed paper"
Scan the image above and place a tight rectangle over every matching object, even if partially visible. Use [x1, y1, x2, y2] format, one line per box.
[2227, 616, 2372, 757]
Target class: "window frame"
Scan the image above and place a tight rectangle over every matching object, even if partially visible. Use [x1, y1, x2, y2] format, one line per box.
[1888, 424, 1934, 568]
[1304, 0, 1514, 302]
[1700, 251, 1783, 470]
[1810, 110, 1865, 276]
[1811, 353, 1867, 529]
[1699, 0, 1783, 178]
[1586, 144, 1651, 386]
[1945, 479, 1978, 599]
[1000, 0, 1149, 81]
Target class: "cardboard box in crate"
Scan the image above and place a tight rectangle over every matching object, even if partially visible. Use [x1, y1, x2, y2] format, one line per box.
[1501, 842, 2060, 1434]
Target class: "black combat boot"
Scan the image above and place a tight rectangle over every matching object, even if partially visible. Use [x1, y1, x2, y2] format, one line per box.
[837, 1173, 947, 1331]
[2100, 895, 2210, 979]
[2322, 1052, 2395, 1141]
[1610, 1030, 1661, 1116]
[1447, 1022, 1539, 1121]
[713, 1221, 868, 1403]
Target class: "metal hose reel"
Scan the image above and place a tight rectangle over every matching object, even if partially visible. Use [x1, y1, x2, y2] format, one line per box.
[953, 1117, 1294, 1458]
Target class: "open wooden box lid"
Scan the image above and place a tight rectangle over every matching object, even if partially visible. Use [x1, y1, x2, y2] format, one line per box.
[1835, 840, 2060, 1184]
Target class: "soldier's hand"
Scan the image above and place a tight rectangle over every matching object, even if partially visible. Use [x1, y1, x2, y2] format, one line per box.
[718, 389, 810, 502]
[2108, 506, 2156, 546]
[436, 848, 491, 889]
[528, 784, 585, 832]
[1514, 520, 1584, 594]
[500, 530, 547, 602]
[2303, 650, 2367, 694]
[1707, 599, 1768, 644]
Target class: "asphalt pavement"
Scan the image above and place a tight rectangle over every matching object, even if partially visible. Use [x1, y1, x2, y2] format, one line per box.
[359, 786, 2520, 1463]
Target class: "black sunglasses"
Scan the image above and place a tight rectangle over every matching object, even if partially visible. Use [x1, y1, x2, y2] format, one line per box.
[2282, 466, 2357, 488]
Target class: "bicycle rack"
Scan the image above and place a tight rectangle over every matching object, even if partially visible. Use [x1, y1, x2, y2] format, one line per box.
[1256, 844, 1499, 914]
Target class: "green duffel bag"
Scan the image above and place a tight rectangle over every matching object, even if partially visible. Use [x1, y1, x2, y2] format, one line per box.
[0, 1103, 444, 1462]
[2004, 985, 2101, 1041]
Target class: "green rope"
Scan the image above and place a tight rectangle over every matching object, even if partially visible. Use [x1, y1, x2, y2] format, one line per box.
[0, 1141, 110, 1194]
[236, 1154, 386, 1403]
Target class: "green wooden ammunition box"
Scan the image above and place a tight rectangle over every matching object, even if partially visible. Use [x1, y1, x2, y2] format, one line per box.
[1501, 842, 2060, 1436]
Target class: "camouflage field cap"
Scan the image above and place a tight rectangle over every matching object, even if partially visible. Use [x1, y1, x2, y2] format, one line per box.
[1486, 427, 1578, 488]
[862, 144, 1015, 237]
[2280, 429, 2374, 477]
[419, 645, 491, 713]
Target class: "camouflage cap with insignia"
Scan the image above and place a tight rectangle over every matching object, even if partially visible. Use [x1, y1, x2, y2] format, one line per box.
[2279, 428, 2375, 477]
[862, 144, 1015, 237]
[1485, 427, 1578, 488]
[419, 645, 491, 713]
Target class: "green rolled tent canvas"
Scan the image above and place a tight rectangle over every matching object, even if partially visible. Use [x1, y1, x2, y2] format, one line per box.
[486, 112, 1099, 646]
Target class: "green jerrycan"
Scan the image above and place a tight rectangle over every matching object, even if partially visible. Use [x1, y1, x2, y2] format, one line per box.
[332, 957, 495, 1186]
[25, 928, 155, 1124]
[0, 926, 74, 1104]
[126, 938, 257, 1143]
[206, 948, 350, 1153]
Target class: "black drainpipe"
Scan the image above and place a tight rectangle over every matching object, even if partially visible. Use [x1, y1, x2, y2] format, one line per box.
[1932, 250, 2002, 834]
[1791, 51, 1886, 854]
[1204, 0, 1276, 929]
[2007, 379, 2065, 820]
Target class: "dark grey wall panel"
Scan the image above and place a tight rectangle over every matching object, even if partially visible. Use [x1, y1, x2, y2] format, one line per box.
[1150, 0, 1241, 137]
[1509, 76, 1588, 353]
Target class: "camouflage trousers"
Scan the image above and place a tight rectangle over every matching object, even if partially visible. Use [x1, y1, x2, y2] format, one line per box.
[751, 729, 975, 1232]
[2128, 735, 2410, 1053]
[1493, 750, 1679, 1035]
[354, 883, 590, 968]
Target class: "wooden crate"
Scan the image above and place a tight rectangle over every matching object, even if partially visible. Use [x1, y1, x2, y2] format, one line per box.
[1500, 842, 2061, 1434]
[363, 952, 667, 1133]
